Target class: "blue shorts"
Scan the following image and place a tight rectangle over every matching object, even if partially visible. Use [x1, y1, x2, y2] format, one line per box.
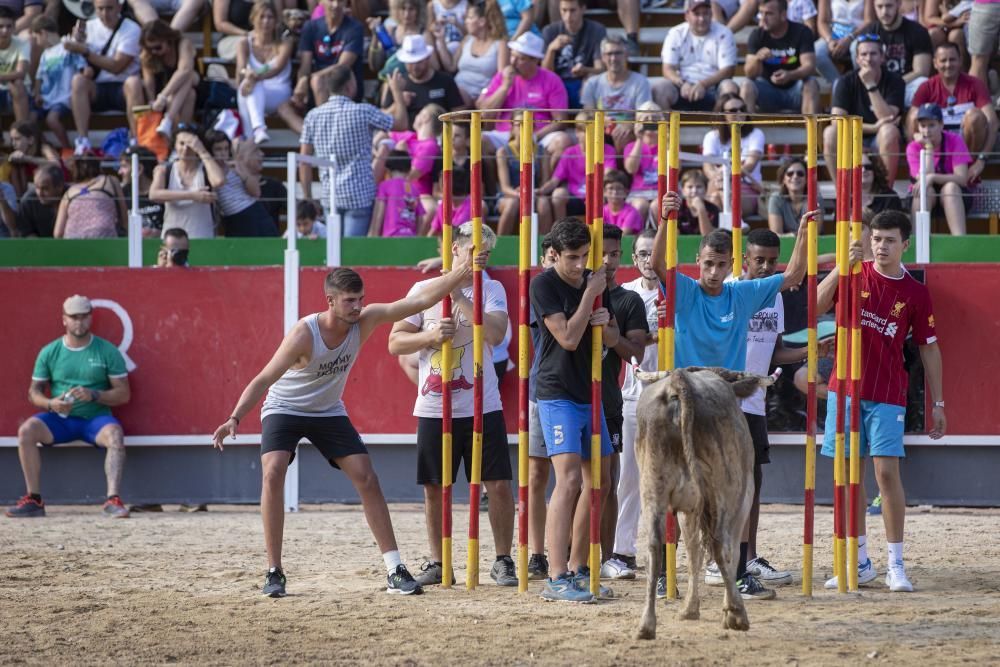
[33, 412, 122, 447]
[537, 399, 613, 459]
[820, 392, 905, 459]
[753, 77, 807, 113]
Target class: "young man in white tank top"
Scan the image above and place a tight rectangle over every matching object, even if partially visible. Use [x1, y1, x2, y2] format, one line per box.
[213, 251, 477, 598]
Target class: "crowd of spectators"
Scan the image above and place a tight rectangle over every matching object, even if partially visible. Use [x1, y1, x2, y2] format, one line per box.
[2, 0, 999, 242]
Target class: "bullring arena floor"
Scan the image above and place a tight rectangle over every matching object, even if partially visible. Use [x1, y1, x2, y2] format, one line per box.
[5, 503, 999, 665]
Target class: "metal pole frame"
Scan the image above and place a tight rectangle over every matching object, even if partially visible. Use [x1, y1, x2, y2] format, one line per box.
[802, 116, 818, 596]
[517, 112, 534, 593]
[467, 111, 484, 590]
[440, 121, 455, 589]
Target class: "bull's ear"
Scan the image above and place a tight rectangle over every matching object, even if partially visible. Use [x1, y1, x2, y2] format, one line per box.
[635, 369, 671, 384]
[729, 374, 775, 398]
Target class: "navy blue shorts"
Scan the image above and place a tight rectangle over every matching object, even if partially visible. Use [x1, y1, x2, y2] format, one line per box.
[93, 82, 126, 113]
[34, 412, 122, 446]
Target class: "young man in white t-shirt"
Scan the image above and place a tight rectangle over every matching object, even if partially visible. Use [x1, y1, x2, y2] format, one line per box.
[63, 0, 141, 154]
[388, 221, 517, 588]
[652, 0, 739, 111]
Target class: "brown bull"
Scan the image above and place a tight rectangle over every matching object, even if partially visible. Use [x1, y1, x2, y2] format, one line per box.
[633, 366, 775, 640]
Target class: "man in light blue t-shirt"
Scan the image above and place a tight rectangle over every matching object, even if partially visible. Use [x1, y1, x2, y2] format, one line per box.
[650, 193, 815, 599]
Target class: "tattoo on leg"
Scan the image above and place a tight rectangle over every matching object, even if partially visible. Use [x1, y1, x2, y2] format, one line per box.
[104, 432, 126, 497]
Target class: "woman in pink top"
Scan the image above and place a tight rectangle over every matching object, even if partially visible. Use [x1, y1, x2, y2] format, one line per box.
[602, 169, 642, 234]
[623, 103, 664, 224]
[53, 152, 127, 239]
[906, 102, 971, 235]
[538, 112, 618, 220]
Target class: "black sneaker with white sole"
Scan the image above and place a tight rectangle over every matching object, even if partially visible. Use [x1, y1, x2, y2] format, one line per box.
[527, 553, 549, 580]
[737, 573, 776, 600]
[387, 564, 423, 595]
[262, 567, 286, 598]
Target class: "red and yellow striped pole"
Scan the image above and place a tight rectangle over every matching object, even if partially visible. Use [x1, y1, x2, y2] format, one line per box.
[440, 120, 454, 589]
[663, 111, 680, 599]
[467, 110, 484, 590]
[848, 116, 863, 592]
[517, 112, 534, 593]
[802, 116, 819, 596]
[588, 111, 605, 596]
[731, 122, 742, 277]
[833, 117, 849, 594]
[656, 117, 668, 369]
[585, 122, 594, 231]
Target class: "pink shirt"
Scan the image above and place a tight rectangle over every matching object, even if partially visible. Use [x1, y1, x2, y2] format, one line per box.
[623, 141, 660, 193]
[377, 177, 426, 237]
[603, 203, 643, 234]
[391, 131, 439, 196]
[552, 143, 618, 198]
[905, 131, 972, 188]
[482, 67, 568, 132]
[431, 196, 472, 233]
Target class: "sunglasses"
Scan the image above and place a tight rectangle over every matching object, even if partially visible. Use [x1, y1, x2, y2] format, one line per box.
[724, 106, 746, 112]
[855, 33, 882, 43]
[861, 164, 873, 172]
[785, 170, 805, 177]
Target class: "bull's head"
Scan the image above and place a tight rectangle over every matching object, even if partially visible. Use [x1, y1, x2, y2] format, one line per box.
[635, 366, 777, 399]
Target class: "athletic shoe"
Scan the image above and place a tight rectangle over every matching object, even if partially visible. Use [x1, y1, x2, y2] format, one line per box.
[74, 136, 92, 156]
[747, 557, 793, 585]
[5, 495, 45, 518]
[527, 553, 549, 580]
[738, 574, 777, 600]
[705, 561, 724, 586]
[624, 35, 641, 57]
[824, 558, 878, 589]
[262, 567, 286, 597]
[490, 555, 518, 587]
[540, 572, 594, 603]
[414, 560, 444, 586]
[102, 496, 130, 518]
[622, 554, 638, 571]
[156, 115, 173, 139]
[867, 494, 883, 516]
[252, 127, 270, 145]
[656, 575, 667, 599]
[600, 557, 636, 580]
[386, 564, 423, 595]
[885, 564, 914, 592]
[573, 566, 614, 598]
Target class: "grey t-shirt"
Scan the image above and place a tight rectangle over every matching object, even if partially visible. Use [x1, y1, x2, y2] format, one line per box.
[767, 191, 825, 233]
[580, 71, 652, 118]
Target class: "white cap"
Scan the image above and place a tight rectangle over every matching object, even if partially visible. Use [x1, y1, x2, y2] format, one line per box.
[397, 34, 434, 64]
[508, 32, 545, 60]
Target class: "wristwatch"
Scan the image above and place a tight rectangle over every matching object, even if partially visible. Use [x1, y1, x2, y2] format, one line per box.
[933, 400, 945, 408]
[866, 84, 878, 93]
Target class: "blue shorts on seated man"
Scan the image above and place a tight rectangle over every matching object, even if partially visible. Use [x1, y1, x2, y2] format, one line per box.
[32, 412, 122, 446]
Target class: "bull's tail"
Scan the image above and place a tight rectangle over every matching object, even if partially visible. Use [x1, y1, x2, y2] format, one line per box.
[674, 368, 699, 484]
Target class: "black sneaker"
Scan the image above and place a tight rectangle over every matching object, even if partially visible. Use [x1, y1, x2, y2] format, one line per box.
[527, 553, 549, 580]
[5, 494, 45, 518]
[490, 555, 518, 587]
[738, 573, 777, 600]
[262, 567, 286, 598]
[386, 564, 423, 595]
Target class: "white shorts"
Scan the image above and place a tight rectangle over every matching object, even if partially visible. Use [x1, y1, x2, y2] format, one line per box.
[482, 129, 568, 152]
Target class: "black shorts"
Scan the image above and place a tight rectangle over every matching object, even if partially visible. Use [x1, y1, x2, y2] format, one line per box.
[565, 196, 586, 216]
[93, 82, 126, 113]
[743, 412, 771, 466]
[607, 414, 624, 454]
[416, 410, 512, 485]
[261, 414, 368, 468]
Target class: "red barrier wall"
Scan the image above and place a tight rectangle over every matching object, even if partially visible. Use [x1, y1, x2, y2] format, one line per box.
[1, 265, 997, 437]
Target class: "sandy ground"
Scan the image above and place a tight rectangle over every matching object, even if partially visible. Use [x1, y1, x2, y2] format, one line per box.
[4, 502, 1000, 666]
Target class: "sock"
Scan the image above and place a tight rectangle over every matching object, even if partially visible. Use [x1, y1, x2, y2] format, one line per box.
[736, 542, 749, 581]
[627, 31, 638, 43]
[29, 493, 42, 502]
[858, 535, 868, 564]
[382, 550, 402, 574]
[496, 554, 509, 561]
[887, 541, 904, 567]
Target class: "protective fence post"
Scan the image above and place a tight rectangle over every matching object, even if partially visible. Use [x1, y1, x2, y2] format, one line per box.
[467, 111, 484, 590]
[916, 148, 931, 263]
[440, 121, 455, 589]
[730, 122, 742, 277]
[284, 152, 300, 512]
[663, 111, 680, 600]
[720, 163, 732, 230]
[326, 167, 341, 267]
[802, 116, 819, 596]
[517, 112, 534, 593]
[848, 116, 863, 592]
[128, 151, 142, 268]
[833, 117, 849, 594]
[590, 111, 606, 596]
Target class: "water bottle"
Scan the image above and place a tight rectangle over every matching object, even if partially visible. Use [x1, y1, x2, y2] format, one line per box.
[375, 24, 395, 52]
[58, 392, 75, 419]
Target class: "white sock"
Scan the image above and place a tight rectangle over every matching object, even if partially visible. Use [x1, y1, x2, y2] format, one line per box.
[887, 542, 904, 567]
[383, 550, 402, 573]
[858, 535, 868, 565]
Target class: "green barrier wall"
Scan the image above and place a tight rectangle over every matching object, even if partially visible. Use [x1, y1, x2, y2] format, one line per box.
[1, 235, 995, 267]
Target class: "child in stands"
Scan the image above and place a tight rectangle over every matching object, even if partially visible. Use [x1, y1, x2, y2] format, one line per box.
[602, 169, 642, 234]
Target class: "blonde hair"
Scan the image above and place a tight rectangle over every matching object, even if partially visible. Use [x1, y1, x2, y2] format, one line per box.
[249, 0, 280, 41]
[456, 220, 497, 251]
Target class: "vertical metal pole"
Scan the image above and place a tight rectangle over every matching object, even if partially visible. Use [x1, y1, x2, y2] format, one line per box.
[440, 121, 454, 589]
[730, 124, 742, 277]
[589, 111, 605, 596]
[833, 118, 849, 593]
[467, 110, 483, 590]
[720, 162, 732, 230]
[848, 116, 863, 592]
[916, 148, 931, 263]
[283, 152, 300, 512]
[326, 166, 340, 267]
[517, 112, 534, 593]
[128, 151, 142, 268]
[663, 111, 680, 600]
[802, 117, 818, 596]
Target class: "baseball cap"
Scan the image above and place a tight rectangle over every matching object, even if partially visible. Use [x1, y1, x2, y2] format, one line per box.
[916, 103, 943, 122]
[508, 32, 545, 60]
[63, 295, 92, 315]
[685, 0, 712, 10]
[396, 34, 434, 64]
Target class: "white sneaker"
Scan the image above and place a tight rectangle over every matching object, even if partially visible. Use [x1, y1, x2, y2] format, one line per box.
[600, 557, 635, 580]
[885, 564, 914, 592]
[74, 136, 92, 156]
[747, 556, 793, 585]
[156, 116, 173, 139]
[704, 561, 724, 586]
[824, 558, 878, 589]
[253, 127, 270, 145]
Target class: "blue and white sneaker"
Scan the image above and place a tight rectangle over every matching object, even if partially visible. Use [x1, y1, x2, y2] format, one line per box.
[573, 566, 614, 598]
[886, 563, 914, 592]
[541, 572, 595, 603]
[867, 495, 883, 515]
[824, 557, 878, 589]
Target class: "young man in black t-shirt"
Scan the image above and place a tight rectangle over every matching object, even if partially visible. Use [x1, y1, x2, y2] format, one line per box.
[822, 34, 904, 185]
[740, 0, 820, 114]
[860, 0, 932, 107]
[541, 0, 608, 108]
[530, 217, 617, 602]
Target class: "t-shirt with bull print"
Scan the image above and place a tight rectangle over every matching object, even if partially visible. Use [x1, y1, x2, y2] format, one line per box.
[741, 293, 784, 416]
[668, 272, 784, 371]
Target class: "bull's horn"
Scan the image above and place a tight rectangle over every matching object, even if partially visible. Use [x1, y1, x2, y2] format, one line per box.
[635, 370, 671, 382]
